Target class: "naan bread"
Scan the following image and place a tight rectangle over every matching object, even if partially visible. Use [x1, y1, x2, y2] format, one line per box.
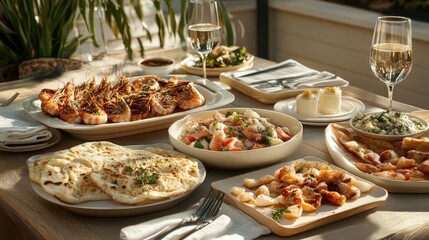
[28, 141, 130, 203]
[29, 141, 201, 205]
[90, 154, 200, 205]
[144, 147, 193, 159]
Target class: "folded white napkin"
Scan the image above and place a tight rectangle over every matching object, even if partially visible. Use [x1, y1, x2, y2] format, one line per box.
[0, 110, 52, 148]
[120, 202, 271, 240]
[232, 59, 318, 84]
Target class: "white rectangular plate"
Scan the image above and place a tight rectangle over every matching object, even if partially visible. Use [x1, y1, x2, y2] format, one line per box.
[22, 75, 235, 140]
[211, 156, 387, 236]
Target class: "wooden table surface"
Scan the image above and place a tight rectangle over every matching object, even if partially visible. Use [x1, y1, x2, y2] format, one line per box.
[1, 48, 428, 240]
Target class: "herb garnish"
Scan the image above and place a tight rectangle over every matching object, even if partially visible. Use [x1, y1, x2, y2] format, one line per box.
[272, 207, 290, 222]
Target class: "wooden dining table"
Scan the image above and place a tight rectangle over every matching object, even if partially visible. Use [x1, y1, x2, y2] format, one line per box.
[1, 48, 428, 240]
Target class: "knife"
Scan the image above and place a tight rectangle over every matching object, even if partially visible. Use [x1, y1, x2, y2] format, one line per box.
[247, 72, 320, 86]
[232, 60, 297, 78]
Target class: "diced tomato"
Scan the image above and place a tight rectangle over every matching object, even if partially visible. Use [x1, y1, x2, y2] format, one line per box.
[223, 137, 235, 146]
[187, 136, 196, 142]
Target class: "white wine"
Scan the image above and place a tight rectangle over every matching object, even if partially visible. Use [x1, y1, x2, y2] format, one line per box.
[370, 43, 412, 85]
[187, 23, 221, 54]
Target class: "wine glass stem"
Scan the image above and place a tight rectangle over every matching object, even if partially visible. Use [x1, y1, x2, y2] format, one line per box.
[386, 84, 395, 111]
[200, 52, 208, 79]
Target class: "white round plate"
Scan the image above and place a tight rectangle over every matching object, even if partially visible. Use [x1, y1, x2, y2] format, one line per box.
[274, 96, 365, 126]
[0, 127, 61, 152]
[181, 54, 254, 77]
[27, 144, 206, 217]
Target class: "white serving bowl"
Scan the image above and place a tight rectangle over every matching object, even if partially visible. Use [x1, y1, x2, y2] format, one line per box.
[350, 111, 429, 141]
[168, 108, 303, 169]
[137, 57, 175, 75]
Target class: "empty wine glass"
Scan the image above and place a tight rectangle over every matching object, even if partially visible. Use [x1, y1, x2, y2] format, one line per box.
[369, 16, 412, 112]
[186, 0, 221, 79]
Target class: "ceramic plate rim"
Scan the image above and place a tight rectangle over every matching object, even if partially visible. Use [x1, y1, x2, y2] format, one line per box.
[325, 123, 429, 193]
[274, 96, 365, 123]
[27, 143, 206, 216]
[211, 156, 388, 236]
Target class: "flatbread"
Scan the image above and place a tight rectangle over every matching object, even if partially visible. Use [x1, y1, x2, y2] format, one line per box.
[29, 141, 201, 205]
[144, 147, 194, 159]
[90, 154, 200, 205]
[28, 141, 130, 203]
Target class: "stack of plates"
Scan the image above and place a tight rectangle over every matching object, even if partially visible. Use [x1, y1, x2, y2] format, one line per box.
[274, 96, 365, 126]
[0, 110, 60, 152]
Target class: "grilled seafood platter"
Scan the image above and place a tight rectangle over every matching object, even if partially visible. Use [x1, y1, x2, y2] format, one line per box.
[229, 160, 373, 221]
[38, 75, 205, 125]
[211, 157, 387, 236]
[330, 123, 429, 182]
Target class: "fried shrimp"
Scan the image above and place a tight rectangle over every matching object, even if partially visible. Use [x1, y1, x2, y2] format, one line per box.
[104, 95, 131, 123]
[150, 93, 176, 115]
[175, 83, 205, 110]
[59, 99, 82, 124]
[38, 75, 205, 125]
[128, 94, 152, 121]
[80, 95, 108, 125]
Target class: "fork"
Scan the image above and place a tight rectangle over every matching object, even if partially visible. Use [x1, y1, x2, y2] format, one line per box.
[151, 190, 225, 240]
[281, 72, 337, 89]
[0, 92, 19, 107]
[177, 194, 224, 240]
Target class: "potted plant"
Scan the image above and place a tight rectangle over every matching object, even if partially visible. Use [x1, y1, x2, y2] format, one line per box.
[0, 0, 234, 82]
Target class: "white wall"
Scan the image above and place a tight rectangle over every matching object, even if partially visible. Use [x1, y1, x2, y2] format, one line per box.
[268, 0, 429, 109]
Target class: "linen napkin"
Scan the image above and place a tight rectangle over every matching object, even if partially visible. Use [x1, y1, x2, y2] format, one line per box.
[231, 59, 318, 85]
[120, 202, 271, 240]
[0, 110, 52, 148]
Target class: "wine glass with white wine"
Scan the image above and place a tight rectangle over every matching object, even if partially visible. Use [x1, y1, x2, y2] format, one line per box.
[369, 16, 413, 112]
[186, 0, 221, 79]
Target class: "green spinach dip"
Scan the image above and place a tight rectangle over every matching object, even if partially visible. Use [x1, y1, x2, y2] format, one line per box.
[351, 111, 426, 135]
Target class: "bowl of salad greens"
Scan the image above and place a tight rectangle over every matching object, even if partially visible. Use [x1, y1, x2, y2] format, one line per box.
[181, 46, 254, 77]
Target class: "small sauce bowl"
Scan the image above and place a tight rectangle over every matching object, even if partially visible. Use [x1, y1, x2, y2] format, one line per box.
[137, 57, 175, 75]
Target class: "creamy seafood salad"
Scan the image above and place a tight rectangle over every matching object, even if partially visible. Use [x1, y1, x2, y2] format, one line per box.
[178, 109, 292, 151]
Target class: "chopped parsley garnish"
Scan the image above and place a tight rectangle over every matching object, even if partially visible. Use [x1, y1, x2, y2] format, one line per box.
[194, 140, 204, 149]
[135, 167, 145, 176]
[136, 174, 159, 185]
[272, 207, 290, 222]
[262, 136, 272, 145]
[122, 166, 133, 175]
[204, 136, 212, 143]
[233, 115, 240, 123]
